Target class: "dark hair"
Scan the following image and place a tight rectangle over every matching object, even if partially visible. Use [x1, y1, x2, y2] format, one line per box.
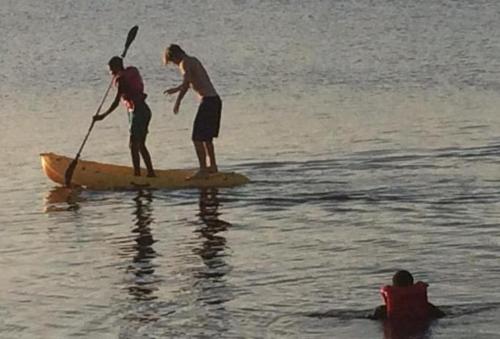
[108, 56, 124, 69]
[163, 44, 186, 64]
[392, 270, 414, 287]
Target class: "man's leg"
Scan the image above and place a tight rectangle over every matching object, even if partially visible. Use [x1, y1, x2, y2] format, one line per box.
[205, 141, 218, 173]
[139, 141, 155, 177]
[186, 141, 210, 179]
[194, 141, 208, 171]
[131, 106, 154, 177]
[130, 137, 141, 176]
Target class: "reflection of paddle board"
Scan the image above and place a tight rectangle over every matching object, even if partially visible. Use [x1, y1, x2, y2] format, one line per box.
[43, 187, 84, 212]
[40, 152, 249, 190]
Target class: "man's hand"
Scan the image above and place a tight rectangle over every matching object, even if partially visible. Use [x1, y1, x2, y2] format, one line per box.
[164, 87, 178, 95]
[93, 114, 105, 122]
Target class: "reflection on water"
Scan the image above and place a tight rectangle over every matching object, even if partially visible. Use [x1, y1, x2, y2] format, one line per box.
[126, 190, 158, 301]
[117, 189, 163, 336]
[191, 188, 234, 335]
[382, 320, 433, 339]
[43, 187, 84, 212]
[193, 189, 232, 285]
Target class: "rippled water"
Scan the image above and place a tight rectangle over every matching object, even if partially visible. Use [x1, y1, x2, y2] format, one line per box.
[2, 1, 500, 338]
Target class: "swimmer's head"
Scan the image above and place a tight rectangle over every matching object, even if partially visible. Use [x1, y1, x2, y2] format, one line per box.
[392, 270, 414, 287]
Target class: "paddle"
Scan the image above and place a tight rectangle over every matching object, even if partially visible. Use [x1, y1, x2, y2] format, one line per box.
[64, 25, 139, 187]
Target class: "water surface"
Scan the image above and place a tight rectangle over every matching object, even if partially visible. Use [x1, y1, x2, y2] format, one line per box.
[1, 1, 500, 338]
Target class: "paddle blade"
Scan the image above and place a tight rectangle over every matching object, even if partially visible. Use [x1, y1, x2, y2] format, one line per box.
[64, 158, 78, 187]
[121, 25, 139, 58]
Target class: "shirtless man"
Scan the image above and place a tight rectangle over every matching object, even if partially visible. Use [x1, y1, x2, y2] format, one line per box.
[163, 44, 222, 179]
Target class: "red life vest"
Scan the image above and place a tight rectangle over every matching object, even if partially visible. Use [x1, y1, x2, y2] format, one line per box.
[115, 66, 146, 110]
[380, 282, 430, 320]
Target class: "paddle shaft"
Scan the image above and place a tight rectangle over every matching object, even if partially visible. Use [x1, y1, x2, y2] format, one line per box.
[64, 26, 139, 186]
[73, 79, 112, 161]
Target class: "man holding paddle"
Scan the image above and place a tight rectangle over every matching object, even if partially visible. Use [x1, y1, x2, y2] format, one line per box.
[163, 44, 222, 179]
[93, 56, 156, 177]
[64, 26, 156, 186]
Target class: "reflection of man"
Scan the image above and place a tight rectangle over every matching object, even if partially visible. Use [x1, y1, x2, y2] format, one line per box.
[193, 189, 231, 265]
[127, 190, 157, 300]
[184, 188, 232, 334]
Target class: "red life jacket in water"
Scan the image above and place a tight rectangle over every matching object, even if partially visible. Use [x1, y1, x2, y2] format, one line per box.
[114, 66, 146, 110]
[380, 282, 430, 320]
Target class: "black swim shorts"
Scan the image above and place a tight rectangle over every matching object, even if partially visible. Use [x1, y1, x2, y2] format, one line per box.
[192, 96, 222, 142]
[129, 101, 151, 143]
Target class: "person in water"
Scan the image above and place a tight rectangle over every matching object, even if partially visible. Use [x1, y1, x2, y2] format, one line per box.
[94, 56, 155, 177]
[371, 270, 445, 321]
[163, 44, 222, 179]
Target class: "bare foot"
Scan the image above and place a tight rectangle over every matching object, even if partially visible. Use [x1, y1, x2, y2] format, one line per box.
[207, 166, 218, 174]
[147, 172, 156, 178]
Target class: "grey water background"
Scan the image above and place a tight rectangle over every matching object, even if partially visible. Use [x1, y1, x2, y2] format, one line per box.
[1, 0, 500, 338]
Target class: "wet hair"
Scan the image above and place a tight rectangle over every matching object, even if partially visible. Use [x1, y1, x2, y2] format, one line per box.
[163, 44, 186, 64]
[392, 270, 414, 287]
[108, 56, 124, 70]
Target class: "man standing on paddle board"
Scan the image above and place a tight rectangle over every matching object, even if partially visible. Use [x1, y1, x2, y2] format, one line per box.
[163, 44, 222, 179]
[94, 56, 156, 177]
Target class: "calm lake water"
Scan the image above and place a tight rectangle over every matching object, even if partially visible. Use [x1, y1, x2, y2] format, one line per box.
[2, 1, 500, 338]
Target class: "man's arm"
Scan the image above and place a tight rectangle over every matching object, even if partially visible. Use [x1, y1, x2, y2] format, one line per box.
[369, 305, 387, 320]
[428, 303, 446, 318]
[94, 79, 121, 121]
[164, 84, 182, 95]
[166, 59, 192, 114]
[173, 78, 189, 114]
